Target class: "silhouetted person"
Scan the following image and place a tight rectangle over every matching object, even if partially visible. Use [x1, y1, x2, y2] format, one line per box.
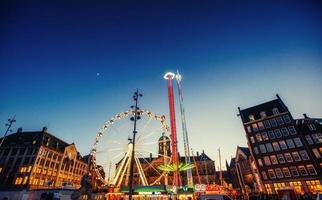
[71, 172, 93, 200]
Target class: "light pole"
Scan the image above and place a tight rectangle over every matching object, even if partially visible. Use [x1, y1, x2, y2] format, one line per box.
[128, 89, 142, 200]
[0, 116, 16, 148]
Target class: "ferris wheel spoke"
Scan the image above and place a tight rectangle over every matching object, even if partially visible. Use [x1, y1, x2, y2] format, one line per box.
[136, 141, 159, 147]
[141, 157, 162, 176]
[137, 125, 164, 143]
[136, 117, 152, 139]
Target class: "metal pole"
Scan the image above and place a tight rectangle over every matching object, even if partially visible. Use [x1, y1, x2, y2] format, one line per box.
[176, 70, 193, 187]
[0, 116, 16, 148]
[128, 89, 142, 200]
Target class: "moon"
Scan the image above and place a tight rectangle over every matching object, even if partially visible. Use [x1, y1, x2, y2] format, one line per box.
[96, 72, 100, 76]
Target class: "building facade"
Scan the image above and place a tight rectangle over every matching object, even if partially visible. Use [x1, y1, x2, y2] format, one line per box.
[238, 94, 322, 194]
[0, 127, 89, 190]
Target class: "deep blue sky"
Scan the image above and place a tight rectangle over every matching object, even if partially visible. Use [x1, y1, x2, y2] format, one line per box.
[1, 0, 322, 169]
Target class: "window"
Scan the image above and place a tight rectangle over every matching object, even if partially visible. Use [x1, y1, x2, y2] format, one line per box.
[286, 139, 295, 149]
[258, 122, 265, 130]
[264, 120, 271, 128]
[272, 108, 280, 115]
[246, 126, 252, 133]
[19, 148, 26, 155]
[275, 129, 282, 138]
[284, 153, 293, 162]
[277, 154, 285, 164]
[306, 165, 317, 175]
[27, 148, 34, 155]
[260, 144, 267, 153]
[298, 166, 308, 176]
[282, 168, 291, 178]
[256, 134, 263, 142]
[275, 168, 283, 178]
[262, 132, 269, 141]
[272, 142, 280, 151]
[305, 135, 314, 145]
[250, 136, 255, 144]
[288, 126, 297, 135]
[281, 128, 289, 136]
[279, 140, 288, 150]
[270, 155, 278, 165]
[254, 147, 259, 155]
[312, 148, 321, 159]
[293, 137, 303, 147]
[268, 131, 275, 139]
[290, 166, 299, 177]
[312, 133, 322, 144]
[252, 123, 259, 132]
[299, 150, 310, 160]
[283, 115, 291, 123]
[11, 148, 18, 156]
[266, 143, 274, 152]
[276, 117, 284, 125]
[249, 115, 255, 121]
[270, 119, 277, 127]
[261, 171, 268, 180]
[292, 152, 301, 161]
[308, 124, 316, 131]
[268, 169, 276, 179]
[264, 156, 271, 166]
[258, 159, 263, 167]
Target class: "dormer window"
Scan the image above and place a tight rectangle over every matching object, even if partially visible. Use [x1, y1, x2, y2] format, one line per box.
[249, 115, 255, 121]
[272, 108, 279, 115]
[260, 112, 267, 119]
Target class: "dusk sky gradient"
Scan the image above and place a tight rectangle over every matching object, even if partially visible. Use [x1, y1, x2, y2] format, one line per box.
[1, 0, 322, 169]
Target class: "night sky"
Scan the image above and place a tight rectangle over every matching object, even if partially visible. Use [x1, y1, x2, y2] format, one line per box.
[1, 0, 322, 169]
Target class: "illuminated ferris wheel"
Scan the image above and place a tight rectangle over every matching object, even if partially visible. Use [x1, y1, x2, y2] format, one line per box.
[89, 109, 172, 187]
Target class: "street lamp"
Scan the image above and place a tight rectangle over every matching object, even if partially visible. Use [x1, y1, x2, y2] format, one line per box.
[0, 116, 16, 148]
[128, 89, 142, 200]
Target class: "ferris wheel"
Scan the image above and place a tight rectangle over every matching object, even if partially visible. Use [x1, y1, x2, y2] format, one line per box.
[89, 109, 172, 187]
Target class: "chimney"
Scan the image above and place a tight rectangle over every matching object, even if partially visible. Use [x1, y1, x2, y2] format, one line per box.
[42, 126, 48, 133]
[303, 113, 309, 119]
[196, 151, 199, 157]
[150, 153, 152, 161]
[17, 127, 23, 133]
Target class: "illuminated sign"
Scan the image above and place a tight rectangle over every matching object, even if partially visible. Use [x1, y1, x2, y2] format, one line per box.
[194, 184, 206, 192]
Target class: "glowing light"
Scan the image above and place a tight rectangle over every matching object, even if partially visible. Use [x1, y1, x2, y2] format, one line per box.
[164, 72, 175, 80]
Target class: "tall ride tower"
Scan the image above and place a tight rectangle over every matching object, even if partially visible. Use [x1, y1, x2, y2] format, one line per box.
[164, 72, 180, 186]
[176, 70, 193, 187]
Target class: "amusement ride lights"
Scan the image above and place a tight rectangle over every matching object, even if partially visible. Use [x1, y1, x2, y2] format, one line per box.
[164, 72, 180, 187]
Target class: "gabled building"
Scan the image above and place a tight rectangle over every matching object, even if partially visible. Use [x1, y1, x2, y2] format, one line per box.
[235, 146, 263, 196]
[238, 94, 322, 195]
[0, 127, 89, 190]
